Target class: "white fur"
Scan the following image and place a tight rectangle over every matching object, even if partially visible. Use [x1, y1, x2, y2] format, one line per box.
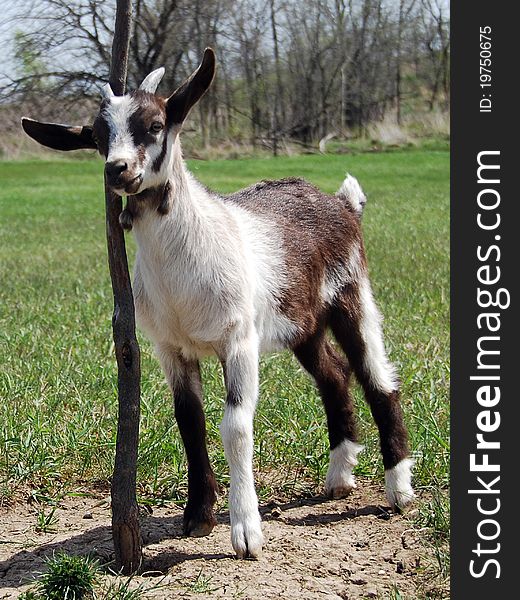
[127, 134, 402, 554]
[103, 92, 171, 196]
[337, 173, 367, 215]
[104, 86, 173, 195]
[358, 276, 398, 394]
[224, 202, 301, 352]
[219, 329, 264, 558]
[325, 439, 364, 498]
[320, 244, 363, 305]
[129, 136, 299, 557]
[129, 131, 303, 557]
[103, 90, 406, 555]
[385, 458, 415, 509]
[133, 138, 299, 358]
[104, 95, 139, 165]
[220, 404, 264, 558]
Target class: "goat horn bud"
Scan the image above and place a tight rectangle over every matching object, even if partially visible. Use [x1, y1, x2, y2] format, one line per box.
[100, 83, 115, 99]
[139, 67, 165, 94]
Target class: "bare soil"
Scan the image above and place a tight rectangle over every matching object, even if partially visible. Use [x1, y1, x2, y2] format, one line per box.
[0, 482, 442, 599]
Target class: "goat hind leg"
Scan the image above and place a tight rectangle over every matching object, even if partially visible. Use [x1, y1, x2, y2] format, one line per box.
[330, 280, 415, 510]
[156, 345, 217, 536]
[293, 333, 362, 499]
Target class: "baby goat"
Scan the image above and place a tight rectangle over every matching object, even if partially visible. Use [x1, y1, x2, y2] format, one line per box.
[22, 48, 414, 559]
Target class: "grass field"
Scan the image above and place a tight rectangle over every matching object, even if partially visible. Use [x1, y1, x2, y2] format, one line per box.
[0, 150, 449, 565]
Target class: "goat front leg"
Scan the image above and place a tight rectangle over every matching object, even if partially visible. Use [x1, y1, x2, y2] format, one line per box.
[220, 328, 264, 559]
[156, 345, 217, 537]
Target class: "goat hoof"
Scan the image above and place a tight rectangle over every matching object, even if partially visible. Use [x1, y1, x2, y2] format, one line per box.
[325, 467, 357, 500]
[385, 458, 415, 511]
[185, 519, 215, 537]
[184, 506, 216, 537]
[326, 482, 356, 500]
[325, 441, 364, 500]
[386, 487, 415, 513]
[231, 517, 264, 559]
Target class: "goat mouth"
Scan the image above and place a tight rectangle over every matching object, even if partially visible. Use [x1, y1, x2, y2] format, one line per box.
[112, 174, 143, 196]
[125, 174, 143, 194]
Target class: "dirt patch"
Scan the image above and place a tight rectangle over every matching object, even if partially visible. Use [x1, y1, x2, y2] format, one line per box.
[0, 481, 439, 599]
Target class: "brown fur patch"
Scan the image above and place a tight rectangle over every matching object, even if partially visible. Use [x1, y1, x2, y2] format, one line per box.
[119, 207, 134, 230]
[152, 130, 169, 173]
[128, 92, 167, 137]
[329, 288, 410, 469]
[124, 181, 171, 225]
[170, 355, 218, 535]
[92, 92, 167, 163]
[92, 106, 110, 157]
[293, 325, 358, 449]
[224, 178, 365, 342]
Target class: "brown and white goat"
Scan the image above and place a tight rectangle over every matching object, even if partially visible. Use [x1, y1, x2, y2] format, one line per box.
[22, 48, 414, 559]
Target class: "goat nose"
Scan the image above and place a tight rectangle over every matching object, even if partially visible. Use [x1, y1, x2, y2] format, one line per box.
[105, 160, 128, 179]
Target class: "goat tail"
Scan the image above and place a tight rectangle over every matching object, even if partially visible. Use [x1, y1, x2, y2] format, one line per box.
[336, 173, 367, 217]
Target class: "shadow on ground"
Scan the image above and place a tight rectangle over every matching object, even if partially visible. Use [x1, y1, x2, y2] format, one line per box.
[0, 495, 391, 589]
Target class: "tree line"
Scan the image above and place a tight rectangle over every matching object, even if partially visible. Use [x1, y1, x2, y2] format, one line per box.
[1, 0, 449, 151]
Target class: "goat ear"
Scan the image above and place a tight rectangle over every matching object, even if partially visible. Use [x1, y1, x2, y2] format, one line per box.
[21, 118, 97, 151]
[166, 48, 216, 125]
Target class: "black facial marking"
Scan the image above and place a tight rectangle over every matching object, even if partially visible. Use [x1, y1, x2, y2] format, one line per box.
[127, 91, 167, 152]
[92, 114, 110, 157]
[123, 181, 170, 224]
[157, 181, 171, 215]
[152, 130, 169, 173]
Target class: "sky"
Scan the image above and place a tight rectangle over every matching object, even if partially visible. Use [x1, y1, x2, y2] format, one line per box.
[0, 2, 31, 86]
[0, 1, 95, 91]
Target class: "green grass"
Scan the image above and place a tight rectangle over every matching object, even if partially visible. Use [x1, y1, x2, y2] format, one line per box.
[20, 552, 155, 599]
[0, 151, 449, 535]
[21, 552, 99, 600]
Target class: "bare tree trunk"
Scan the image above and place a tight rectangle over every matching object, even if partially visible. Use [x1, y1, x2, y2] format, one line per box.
[193, 0, 209, 148]
[395, 0, 405, 124]
[396, 2, 403, 125]
[269, 0, 283, 156]
[244, 57, 258, 147]
[396, 0, 417, 124]
[220, 56, 234, 135]
[340, 62, 346, 132]
[107, 0, 142, 576]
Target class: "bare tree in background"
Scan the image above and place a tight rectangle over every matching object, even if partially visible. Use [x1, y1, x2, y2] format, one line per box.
[395, 0, 417, 125]
[1, 0, 450, 153]
[420, 0, 450, 111]
[228, 0, 270, 148]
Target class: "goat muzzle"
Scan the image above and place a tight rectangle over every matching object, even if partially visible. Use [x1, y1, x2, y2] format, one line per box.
[105, 160, 143, 195]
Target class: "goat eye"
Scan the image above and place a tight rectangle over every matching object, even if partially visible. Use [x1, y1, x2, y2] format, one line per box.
[150, 122, 163, 133]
